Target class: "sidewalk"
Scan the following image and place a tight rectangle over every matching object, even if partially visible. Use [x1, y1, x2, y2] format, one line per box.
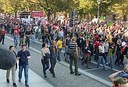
[0, 36, 54, 87]
[0, 69, 54, 87]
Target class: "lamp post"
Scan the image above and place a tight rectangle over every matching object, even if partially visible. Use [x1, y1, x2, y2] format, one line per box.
[97, 0, 101, 18]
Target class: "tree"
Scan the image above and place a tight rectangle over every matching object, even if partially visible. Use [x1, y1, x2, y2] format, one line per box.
[110, 0, 128, 20]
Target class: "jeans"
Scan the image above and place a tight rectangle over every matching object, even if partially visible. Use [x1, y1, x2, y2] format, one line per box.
[108, 55, 114, 68]
[31, 34, 35, 43]
[97, 55, 107, 70]
[18, 65, 29, 84]
[57, 48, 62, 61]
[49, 59, 56, 76]
[14, 36, 18, 47]
[94, 50, 99, 61]
[64, 46, 70, 62]
[115, 52, 121, 66]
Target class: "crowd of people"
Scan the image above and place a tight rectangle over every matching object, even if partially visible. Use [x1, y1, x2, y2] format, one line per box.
[0, 18, 128, 87]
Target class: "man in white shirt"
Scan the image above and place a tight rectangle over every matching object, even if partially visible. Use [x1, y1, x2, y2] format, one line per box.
[97, 42, 107, 71]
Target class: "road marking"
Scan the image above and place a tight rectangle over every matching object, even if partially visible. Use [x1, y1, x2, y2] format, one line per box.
[91, 61, 119, 72]
[84, 67, 103, 72]
[59, 61, 112, 86]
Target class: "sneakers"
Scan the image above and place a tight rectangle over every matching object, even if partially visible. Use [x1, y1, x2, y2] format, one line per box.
[13, 83, 17, 87]
[44, 75, 47, 78]
[53, 75, 56, 78]
[75, 73, 81, 76]
[25, 83, 29, 87]
[70, 72, 74, 74]
[7, 79, 10, 83]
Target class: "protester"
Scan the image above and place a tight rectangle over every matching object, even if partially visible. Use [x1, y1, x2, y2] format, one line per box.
[0, 26, 6, 45]
[19, 27, 24, 46]
[41, 42, 50, 78]
[97, 41, 107, 71]
[17, 44, 31, 87]
[25, 26, 31, 47]
[81, 41, 91, 69]
[6, 46, 17, 87]
[108, 42, 115, 69]
[49, 41, 58, 78]
[115, 39, 122, 66]
[13, 25, 19, 47]
[68, 37, 81, 76]
[109, 64, 128, 87]
[56, 37, 63, 61]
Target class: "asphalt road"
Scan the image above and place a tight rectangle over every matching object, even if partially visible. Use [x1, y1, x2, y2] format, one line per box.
[4, 34, 124, 87]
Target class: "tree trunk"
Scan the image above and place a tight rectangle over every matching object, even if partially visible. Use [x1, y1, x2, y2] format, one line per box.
[47, 9, 51, 22]
[14, 11, 17, 18]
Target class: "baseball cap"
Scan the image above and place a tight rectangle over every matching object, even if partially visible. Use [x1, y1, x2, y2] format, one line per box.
[119, 71, 128, 78]
[122, 73, 128, 78]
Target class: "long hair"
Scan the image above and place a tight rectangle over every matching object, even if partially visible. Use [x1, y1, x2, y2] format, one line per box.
[42, 42, 46, 48]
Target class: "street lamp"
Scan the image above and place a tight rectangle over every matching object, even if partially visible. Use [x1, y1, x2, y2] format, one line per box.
[97, 0, 101, 18]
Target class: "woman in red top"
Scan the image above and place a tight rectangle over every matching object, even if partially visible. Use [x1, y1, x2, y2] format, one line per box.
[0, 26, 6, 44]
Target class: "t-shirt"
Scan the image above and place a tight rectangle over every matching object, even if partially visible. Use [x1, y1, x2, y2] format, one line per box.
[25, 30, 31, 37]
[17, 50, 30, 66]
[116, 44, 122, 52]
[1, 29, 5, 35]
[14, 30, 19, 35]
[94, 41, 100, 50]
[19, 30, 24, 38]
[69, 42, 77, 51]
[57, 40, 63, 49]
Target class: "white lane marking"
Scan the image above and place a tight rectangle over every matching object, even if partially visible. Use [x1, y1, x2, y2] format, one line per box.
[84, 67, 103, 72]
[60, 61, 112, 86]
[5, 36, 54, 87]
[91, 61, 119, 72]
[34, 40, 42, 44]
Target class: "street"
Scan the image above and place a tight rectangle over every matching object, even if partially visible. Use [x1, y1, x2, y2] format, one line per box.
[3, 34, 123, 87]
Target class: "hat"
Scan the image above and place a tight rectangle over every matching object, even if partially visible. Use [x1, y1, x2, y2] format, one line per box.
[119, 71, 128, 78]
[122, 73, 128, 78]
[114, 77, 128, 84]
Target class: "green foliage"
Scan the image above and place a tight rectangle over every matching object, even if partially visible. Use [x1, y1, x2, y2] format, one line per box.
[0, 0, 128, 18]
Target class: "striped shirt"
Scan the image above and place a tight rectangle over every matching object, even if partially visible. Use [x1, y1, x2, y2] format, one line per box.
[69, 42, 77, 51]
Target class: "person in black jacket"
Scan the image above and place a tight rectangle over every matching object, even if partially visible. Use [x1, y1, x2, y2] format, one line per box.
[114, 39, 122, 66]
[81, 41, 91, 69]
[19, 27, 24, 46]
[49, 41, 58, 78]
[123, 43, 128, 66]
[76, 35, 84, 59]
